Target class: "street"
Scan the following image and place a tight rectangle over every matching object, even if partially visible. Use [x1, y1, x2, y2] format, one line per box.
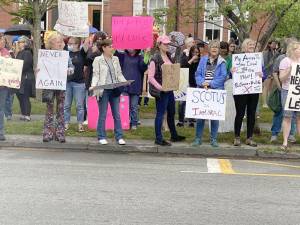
[0, 149, 300, 225]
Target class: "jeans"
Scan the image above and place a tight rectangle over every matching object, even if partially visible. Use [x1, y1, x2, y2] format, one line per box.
[129, 94, 139, 127]
[97, 89, 123, 140]
[271, 108, 296, 136]
[155, 91, 178, 142]
[64, 82, 86, 124]
[178, 101, 186, 123]
[0, 88, 8, 136]
[195, 119, 219, 141]
[5, 92, 14, 117]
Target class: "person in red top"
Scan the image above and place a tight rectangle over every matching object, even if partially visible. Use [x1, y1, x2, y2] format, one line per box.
[0, 35, 11, 141]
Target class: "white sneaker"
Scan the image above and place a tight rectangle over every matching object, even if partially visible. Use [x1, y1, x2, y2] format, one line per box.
[118, 139, 126, 145]
[99, 139, 108, 145]
[131, 125, 137, 130]
[83, 120, 88, 125]
[270, 135, 277, 143]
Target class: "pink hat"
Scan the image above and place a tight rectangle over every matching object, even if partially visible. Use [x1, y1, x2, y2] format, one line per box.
[157, 35, 171, 44]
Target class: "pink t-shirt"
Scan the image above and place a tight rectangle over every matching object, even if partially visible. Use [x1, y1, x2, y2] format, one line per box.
[148, 55, 172, 91]
[280, 57, 300, 90]
[0, 48, 10, 57]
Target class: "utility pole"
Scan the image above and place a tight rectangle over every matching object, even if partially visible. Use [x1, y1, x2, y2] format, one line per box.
[174, 0, 180, 31]
[142, 0, 147, 15]
[194, 0, 199, 38]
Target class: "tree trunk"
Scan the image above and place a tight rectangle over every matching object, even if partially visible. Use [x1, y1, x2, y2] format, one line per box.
[32, 0, 42, 99]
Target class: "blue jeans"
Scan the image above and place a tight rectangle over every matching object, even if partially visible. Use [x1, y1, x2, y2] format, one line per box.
[271, 108, 296, 136]
[195, 119, 219, 141]
[155, 92, 178, 142]
[129, 94, 139, 127]
[97, 89, 123, 140]
[64, 82, 86, 124]
[5, 92, 14, 118]
[0, 88, 8, 136]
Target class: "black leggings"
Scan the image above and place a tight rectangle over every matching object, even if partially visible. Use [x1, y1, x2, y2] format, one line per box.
[16, 80, 32, 116]
[233, 94, 259, 138]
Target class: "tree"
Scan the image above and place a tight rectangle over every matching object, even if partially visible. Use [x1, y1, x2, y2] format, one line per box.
[0, 0, 57, 68]
[214, 0, 300, 49]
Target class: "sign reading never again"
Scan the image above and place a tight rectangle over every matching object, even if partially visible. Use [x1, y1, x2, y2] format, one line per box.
[285, 63, 300, 111]
[185, 88, 227, 121]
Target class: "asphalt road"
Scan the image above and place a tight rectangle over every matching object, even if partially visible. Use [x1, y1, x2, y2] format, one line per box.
[0, 149, 299, 225]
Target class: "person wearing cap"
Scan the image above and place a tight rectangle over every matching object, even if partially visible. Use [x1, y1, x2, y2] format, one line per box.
[16, 36, 35, 122]
[0, 35, 11, 141]
[148, 35, 185, 146]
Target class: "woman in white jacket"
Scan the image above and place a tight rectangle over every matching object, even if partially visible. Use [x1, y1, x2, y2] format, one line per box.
[90, 39, 127, 145]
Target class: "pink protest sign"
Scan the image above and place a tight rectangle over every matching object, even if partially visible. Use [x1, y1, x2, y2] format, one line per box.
[112, 16, 154, 49]
[88, 96, 130, 131]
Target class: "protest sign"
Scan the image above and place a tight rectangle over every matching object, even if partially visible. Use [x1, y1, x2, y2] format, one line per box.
[112, 16, 153, 49]
[232, 52, 263, 95]
[185, 88, 227, 120]
[162, 63, 180, 91]
[0, 57, 23, 89]
[174, 68, 189, 101]
[36, 50, 69, 90]
[54, 0, 89, 37]
[284, 63, 300, 111]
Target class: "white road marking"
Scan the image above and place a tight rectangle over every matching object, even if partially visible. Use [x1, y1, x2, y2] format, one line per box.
[206, 158, 222, 173]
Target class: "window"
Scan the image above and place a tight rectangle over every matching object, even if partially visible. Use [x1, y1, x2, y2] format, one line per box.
[148, 0, 166, 15]
[204, 0, 223, 41]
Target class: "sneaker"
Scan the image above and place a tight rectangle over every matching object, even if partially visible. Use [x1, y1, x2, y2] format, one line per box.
[78, 124, 84, 132]
[131, 125, 137, 130]
[155, 139, 171, 146]
[176, 122, 184, 127]
[288, 135, 296, 143]
[192, 138, 202, 146]
[245, 138, 257, 147]
[270, 135, 278, 143]
[20, 115, 25, 121]
[99, 139, 108, 145]
[233, 137, 241, 146]
[211, 139, 219, 148]
[64, 123, 69, 131]
[137, 121, 141, 125]
[83, 120, 88, 125]
[24, 116, 31, 122]
[170, 135, 186, 142]
[118, 139, 126, 145]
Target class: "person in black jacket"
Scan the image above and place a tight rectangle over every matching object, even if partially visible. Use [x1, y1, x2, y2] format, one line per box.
[16, 36, 35, 121]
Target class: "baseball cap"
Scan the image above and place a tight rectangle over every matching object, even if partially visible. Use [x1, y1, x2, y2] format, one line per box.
[157, 35, 171, 44]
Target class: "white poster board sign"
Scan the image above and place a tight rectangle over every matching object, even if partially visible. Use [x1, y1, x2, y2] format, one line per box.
[285, 63, 300, 111]
[54, 0, 89, 37]
[232, 53, 263, 95]
[0, 57, 23, 89]
[174, 68, 189, 101]
[185, 88, 227, 121]
[36, 50, 69, 90]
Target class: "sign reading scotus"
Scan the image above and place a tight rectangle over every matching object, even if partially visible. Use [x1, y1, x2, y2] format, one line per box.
[285, 63, 300, 111]
[185, 88, 227, 121]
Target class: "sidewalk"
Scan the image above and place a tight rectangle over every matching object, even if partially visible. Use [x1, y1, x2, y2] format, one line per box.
[1, 134, 300, 160]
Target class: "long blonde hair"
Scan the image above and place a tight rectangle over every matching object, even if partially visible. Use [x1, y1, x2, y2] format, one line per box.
[286, 41, 300, 59]
[241, 38, 256, 52]
[45, 32, 64, 50]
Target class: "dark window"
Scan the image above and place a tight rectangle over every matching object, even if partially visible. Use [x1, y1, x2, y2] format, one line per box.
[93, 10, 101, 30]
[205, 29, 220, 41]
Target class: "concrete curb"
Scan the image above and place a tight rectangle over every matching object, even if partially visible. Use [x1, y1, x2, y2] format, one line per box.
[1, 139, 300, 160]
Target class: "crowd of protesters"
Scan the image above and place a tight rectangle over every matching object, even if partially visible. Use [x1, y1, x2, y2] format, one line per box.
[0, 29, 299, 151]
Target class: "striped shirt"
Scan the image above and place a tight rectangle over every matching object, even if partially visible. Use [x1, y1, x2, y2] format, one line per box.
[205, 58, 217, 83]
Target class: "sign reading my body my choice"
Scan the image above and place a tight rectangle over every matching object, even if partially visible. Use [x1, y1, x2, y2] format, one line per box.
[36, 50, 69, 91]
[185, 88, 227, 121]
[232, 52, 263, 95]
[285, 63, 300, 111]
[112, 16, 154, 49]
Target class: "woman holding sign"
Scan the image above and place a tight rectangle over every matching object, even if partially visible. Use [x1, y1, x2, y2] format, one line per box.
[193, 40, 227, 147]
[279, 41, 300, 151]
[148, 35, 186, 146]
[90, 39, 127, 145]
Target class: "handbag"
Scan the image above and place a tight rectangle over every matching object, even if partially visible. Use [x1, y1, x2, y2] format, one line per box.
[267, 88, 282, 113]
[104, 58, 124, 97]
[149, 83, 161, 98]
[42, 89, 54, 103]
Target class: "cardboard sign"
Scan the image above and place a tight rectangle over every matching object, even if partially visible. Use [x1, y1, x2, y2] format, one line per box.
[174, 68, 189, 101]
[54, 0, 89, 37]
[162, 63, 180, 91]
[0, 57, 23, 89]
[36, 50, 69, 90]
[112, 16, 154, 49]
[88, 95, 130, 130]
[285, 63, 300, 111]
[232, 53, 263, 95]
[185, 88, 227, 121]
